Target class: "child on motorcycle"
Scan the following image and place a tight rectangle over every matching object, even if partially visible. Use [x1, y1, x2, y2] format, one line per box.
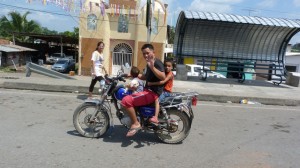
[126, 66, 144, 93]
[147, 59, 174, 123]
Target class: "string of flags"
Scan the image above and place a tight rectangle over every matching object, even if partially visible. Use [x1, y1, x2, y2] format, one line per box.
[26, 0, 167, 23]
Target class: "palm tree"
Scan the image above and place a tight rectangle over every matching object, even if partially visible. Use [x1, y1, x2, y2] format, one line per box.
[0, 11, 41, 42]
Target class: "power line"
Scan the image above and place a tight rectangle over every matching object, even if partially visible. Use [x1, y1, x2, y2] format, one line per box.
[0, 2, 81, 18]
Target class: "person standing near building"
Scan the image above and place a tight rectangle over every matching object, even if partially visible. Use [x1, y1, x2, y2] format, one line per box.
[88, 41, 107, 98]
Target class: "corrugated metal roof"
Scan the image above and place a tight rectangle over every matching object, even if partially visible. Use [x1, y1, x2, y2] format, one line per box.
[0, 45, 20, 52]
[182, 11, 300, 28]
[0, 44, 36, 52]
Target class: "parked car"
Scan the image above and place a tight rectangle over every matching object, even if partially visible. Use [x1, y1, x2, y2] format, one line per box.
[51, 59, 75, 73]
[185, 64, 226, 78]
[46, 53, 73, 64]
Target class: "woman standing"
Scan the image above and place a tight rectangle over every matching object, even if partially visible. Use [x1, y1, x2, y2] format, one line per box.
[88, 41, 107, 98]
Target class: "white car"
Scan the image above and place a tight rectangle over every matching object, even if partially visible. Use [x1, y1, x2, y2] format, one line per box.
[185, 64, 226, 78]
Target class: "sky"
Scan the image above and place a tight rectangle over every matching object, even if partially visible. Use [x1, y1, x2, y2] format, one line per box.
[0, 0, 300, 44]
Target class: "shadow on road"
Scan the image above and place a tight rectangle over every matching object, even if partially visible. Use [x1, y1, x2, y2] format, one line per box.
[76, 94, 89, 100]
[103, 125, 162, 148]
[67, 130, 84, 137]
[67, 125, 162, 148]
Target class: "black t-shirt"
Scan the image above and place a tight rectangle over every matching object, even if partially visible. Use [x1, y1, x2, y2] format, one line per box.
[144, 59, 165, 95]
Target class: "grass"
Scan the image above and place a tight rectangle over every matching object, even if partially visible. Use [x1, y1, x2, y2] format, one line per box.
[0, 66, 16, 73]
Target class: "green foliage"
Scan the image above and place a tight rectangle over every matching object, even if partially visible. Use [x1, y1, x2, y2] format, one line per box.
[0, 11, 78, 42]
[292, 43, 300, 51]
[41, 27, 59, 35]
[0, 11, 41, 42]
[167, 25, 175, 44]
[0, 66, 15, 72]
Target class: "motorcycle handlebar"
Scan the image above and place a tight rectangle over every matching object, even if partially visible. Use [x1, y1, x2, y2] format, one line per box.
[104, 73, 127, 83]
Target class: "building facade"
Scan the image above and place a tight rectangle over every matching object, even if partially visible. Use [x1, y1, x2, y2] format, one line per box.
[78, 0, 168, 76]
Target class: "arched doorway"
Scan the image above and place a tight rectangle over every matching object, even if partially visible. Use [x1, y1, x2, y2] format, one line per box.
[112, 43, 133, 75]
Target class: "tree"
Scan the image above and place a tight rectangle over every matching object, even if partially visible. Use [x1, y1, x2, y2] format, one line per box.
[0, 11, 41, 42]
[292, 43, 300, 52]
[167, 25, 175, 44]
[41, 27, 59, 35]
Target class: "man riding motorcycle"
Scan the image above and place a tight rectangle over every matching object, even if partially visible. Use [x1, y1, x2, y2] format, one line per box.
[121, 43, 165, 137]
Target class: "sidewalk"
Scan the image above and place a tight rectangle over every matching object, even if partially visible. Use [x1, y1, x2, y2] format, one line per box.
[1, 71, 300, 106]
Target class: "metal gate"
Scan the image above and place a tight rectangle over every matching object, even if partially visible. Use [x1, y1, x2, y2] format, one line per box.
[112, 43, 133, 75]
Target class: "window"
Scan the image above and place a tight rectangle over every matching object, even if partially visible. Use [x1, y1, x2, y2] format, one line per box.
[118, 15, 128, 33]
[87, 14, 97, 31]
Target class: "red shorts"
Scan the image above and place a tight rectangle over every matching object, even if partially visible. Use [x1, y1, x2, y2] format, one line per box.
[121, 89, 158, 108]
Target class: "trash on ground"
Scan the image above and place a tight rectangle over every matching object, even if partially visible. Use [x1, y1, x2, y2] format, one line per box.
[239, 99, 261, 105]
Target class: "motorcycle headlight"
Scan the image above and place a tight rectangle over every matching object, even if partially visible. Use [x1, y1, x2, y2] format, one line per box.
[98, 79, 106, 92]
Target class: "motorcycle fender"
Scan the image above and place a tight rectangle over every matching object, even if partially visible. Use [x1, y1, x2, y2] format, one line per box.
[84, 99, 101, 104]
[178, 104, 194, 124]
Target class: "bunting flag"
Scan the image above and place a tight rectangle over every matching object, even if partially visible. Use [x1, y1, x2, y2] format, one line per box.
[117, 4, 119, 16]
[110, 4, 114, 17]
[141, 6, 144, 22]
[127, 6, 130, 21]
[89, 1, 92, 13]
[157, 9, 160, 24]
[152, 0, 155, 14]
[100, 1, 105, 17]
[26, 0, 165, 22]
[164, 8, 167, 24]
[79, 0, 83, 10]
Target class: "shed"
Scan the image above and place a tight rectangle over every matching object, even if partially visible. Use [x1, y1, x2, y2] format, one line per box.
[0, 44, 37, 67]
[174, 11, 300, 84]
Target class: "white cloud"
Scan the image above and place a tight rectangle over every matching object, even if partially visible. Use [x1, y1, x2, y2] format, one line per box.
[293, 0, 300, 7]
[257, 0, 277, 8]
[28, 12, 78, 32]
[187, 0, 243, 13]
[0, 8, 11, 17]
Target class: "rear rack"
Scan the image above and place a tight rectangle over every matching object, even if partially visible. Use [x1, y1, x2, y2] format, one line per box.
[161, 91, 199, 107]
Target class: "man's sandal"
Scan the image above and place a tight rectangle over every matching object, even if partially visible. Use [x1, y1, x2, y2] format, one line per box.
[126, 127, 142, 137]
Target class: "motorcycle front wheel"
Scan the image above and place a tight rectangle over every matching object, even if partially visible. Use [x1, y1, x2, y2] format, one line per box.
[73, 103, 110, 138]
[156, 109, 191, 144]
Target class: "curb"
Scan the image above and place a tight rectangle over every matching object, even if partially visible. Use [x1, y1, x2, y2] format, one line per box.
[2, 81, 300, 106]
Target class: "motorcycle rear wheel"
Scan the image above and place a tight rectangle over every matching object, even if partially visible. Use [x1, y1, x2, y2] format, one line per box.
[156, 109, 191, 144]
[73, 103, 109, 138]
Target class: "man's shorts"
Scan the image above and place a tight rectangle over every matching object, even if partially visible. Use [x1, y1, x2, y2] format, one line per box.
[121, 89, 158, 108]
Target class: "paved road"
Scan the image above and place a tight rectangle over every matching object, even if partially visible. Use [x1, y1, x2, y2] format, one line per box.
[1, 89, 299, 168]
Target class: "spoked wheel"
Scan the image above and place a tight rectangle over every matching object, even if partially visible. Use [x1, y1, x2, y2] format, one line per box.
[73, 103, 110, 138]
[156, 109, 191, 144]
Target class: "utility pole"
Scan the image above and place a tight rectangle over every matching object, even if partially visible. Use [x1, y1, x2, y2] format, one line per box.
[242, 9, 256, 16]
[146, 0, 152, 43]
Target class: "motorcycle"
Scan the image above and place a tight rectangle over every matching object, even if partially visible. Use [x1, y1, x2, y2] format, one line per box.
[73, 73, 199, 144]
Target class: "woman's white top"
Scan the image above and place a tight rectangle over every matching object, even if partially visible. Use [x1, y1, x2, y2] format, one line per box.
[91, 50, 104, 77]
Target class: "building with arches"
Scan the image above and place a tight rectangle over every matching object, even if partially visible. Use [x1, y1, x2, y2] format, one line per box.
[78, 0, 168, 75]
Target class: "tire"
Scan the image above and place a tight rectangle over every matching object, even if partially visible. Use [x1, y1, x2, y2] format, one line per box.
[156, 109, 191, 144]
[73, 103, 110, 138]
